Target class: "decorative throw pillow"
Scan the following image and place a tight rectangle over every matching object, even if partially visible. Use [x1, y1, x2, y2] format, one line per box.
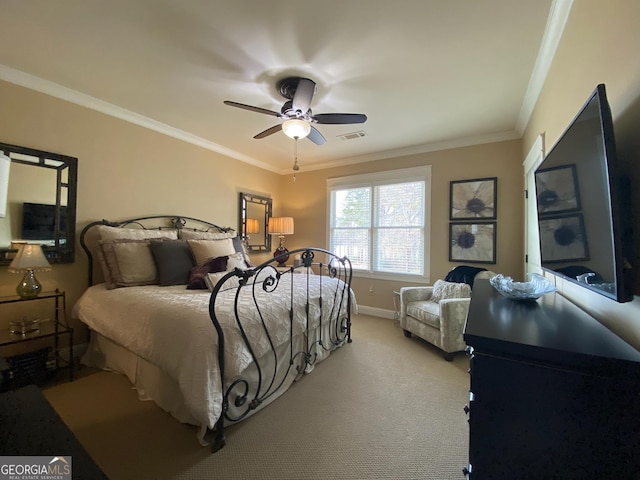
[187, 256, 229, 290]
[97, 225, 178, 241]
[149, 240, 195, 286]
[226, 252, 249, 271]
[98, 239, 160, 289]
[431, 279, 472, 303]
[232, 236, 255, 267]
[205, 271, 241, 291]
[181, 231, 253, 266]
[187, 239, 236, 265]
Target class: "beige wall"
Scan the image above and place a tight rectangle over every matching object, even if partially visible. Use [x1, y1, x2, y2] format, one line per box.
[0, 80, 281, 339]
[522, 0, 640, 347]
[279, 139, 524, 313]
[0, 77, 525, 333]
[6, 2, 638, 349]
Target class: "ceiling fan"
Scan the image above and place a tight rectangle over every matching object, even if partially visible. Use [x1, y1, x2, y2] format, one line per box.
[223, 77, 367, 145]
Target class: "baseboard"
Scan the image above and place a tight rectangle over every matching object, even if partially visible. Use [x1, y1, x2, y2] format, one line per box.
[356, 305, 395, 319]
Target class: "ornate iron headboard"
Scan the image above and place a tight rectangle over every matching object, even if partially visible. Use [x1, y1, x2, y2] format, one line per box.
[79, 215, 233, 285]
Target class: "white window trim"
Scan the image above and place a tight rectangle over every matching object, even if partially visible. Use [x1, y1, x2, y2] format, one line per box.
[326, 166, 431, 283]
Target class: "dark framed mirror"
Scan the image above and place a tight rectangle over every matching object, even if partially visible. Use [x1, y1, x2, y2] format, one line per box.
[239, 192, 272, 252]
[0, 142, 78, 265]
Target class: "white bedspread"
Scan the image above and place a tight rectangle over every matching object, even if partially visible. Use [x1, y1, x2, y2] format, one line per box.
[72, 274, 352, 434]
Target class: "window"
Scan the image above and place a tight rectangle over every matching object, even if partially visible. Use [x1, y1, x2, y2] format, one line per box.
[327, 166, 431, 281]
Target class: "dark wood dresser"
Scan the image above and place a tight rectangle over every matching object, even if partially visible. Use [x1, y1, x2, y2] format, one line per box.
[463, 279, 640, 480]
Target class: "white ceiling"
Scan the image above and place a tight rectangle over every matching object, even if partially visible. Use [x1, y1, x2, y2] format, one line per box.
[0, 0, 569, 174]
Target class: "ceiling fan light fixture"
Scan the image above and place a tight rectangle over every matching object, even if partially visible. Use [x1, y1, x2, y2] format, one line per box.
[282, 119, 311, 139]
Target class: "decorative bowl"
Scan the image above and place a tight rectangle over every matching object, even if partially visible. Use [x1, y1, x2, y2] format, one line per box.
[490, 273, 556, 301]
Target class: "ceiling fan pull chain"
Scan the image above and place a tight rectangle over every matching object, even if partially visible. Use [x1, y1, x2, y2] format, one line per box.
[293, 138, 300, 182]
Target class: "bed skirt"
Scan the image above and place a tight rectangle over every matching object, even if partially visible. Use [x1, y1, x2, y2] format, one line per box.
[81, 331, 307, 445]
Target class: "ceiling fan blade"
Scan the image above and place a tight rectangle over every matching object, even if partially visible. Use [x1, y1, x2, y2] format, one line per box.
[313, 113, 367, 124]
[253, 124, 282, 139]
[224, 100, 282, 118]
[292, 78, 316, 114]
[307, 126, 326, 145]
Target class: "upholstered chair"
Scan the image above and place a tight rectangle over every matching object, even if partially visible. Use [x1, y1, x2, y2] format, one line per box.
[399, 271, 495, 361]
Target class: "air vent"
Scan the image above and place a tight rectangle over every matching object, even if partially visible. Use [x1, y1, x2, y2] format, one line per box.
[337, 130, 367, 141]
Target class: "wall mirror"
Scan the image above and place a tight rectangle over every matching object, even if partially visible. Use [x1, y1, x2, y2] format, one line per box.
[0, 142, 78, 265]
[239, 192, 272, 252]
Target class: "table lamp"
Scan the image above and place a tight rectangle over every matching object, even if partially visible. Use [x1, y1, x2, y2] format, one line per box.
[7, 244, 52, 298]
[269, 217, 294, 267]
[243, 217, 260, 249]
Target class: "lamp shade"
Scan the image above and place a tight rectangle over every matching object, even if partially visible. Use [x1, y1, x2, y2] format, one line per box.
[246, 218, 260, 234]
[8, 244, 52, 272]
[282, 119, 311, 139]
[269, 217, 294, 235]
[0, 153, 10, 218]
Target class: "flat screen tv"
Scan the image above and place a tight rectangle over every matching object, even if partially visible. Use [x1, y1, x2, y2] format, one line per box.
[534, 84, 633, 303]
[21, 202, 68, 241]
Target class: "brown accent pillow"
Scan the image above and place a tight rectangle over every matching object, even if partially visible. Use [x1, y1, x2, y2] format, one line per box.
[187, 239, 236, 265]
[98, 239, 161, 289]
[187, 256, 229, 290]
[97, 225, 178, 241]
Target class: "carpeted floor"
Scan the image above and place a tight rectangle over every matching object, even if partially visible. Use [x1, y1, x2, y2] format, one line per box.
[44, 314, 470, 480]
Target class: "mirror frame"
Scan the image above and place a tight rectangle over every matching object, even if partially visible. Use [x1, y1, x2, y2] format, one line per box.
[239, 192, 272, 252]
[0, 142, 78, 265]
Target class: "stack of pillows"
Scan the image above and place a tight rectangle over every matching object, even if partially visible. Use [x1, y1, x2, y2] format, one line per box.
[94, 225, 253, 290]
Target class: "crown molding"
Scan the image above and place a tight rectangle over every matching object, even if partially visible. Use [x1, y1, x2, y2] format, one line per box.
[516, 0, 574, 134]
[288, 130, 521, 174]
[0, 64, 280, 174]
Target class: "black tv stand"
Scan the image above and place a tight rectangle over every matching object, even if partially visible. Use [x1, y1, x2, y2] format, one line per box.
[463, 279, 640, 479]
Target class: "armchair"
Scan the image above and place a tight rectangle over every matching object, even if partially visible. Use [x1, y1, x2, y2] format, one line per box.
[399, 271, 495, 361]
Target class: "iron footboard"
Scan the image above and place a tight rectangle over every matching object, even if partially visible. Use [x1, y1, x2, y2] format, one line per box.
[208, 248, 353, 452]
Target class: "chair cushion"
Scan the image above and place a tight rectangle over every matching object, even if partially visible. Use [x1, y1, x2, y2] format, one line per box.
[431, 279, 471, 303]
[406, 301, 441, 328]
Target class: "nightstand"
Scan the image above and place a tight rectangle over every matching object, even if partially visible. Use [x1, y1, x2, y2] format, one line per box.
[0, 289, 73, 390]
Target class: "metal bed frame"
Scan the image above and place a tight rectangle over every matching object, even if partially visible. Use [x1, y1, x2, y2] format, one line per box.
[79, 215, 353, 452]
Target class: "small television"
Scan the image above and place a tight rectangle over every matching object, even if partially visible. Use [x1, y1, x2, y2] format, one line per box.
[21, 202, 68, 241]
[534, 84, 633, 303]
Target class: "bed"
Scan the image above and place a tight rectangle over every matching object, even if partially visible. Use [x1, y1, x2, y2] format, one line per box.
[72, 215, 353, 452]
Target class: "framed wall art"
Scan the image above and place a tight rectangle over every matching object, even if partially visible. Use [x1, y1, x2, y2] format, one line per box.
[534, 164, 581, 215]
[450, 177, 497, 220]
[538, 214, 589, 263]
[449, 222, 496, 264]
